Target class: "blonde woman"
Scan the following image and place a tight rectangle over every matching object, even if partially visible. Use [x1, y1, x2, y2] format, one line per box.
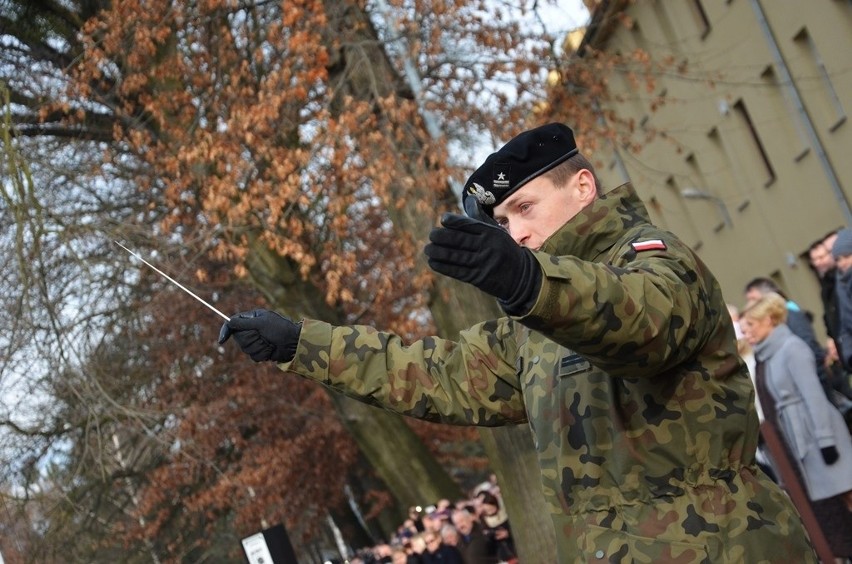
[741, 292, 852, 558]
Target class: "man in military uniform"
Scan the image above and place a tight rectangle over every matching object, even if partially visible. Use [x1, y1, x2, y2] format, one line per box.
[220, 123, 816, 562]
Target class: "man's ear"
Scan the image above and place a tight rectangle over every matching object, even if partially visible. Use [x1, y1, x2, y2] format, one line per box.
[575, 169, 597, 202]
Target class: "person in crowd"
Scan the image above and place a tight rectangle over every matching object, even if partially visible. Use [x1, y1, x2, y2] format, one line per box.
[827, 230, 852, 432]
[220, 122, 816, 561]
[440, 524, 461, 548]
[404, 534, 427, 563]
[373, 543, 395, 563]
[477, 492, 516, 563]
[727, 304, 758, 407]
[809, 231, 852, 418]
[421, 530, 465, 564]
[407, 506, 426, 532]
[420, 511, 445, 539]
[743, 276, 851, 433]
[809, 230, 841, 345]
[430, 505, 452, 527]
[728, 303, 778, 481]
[471, 476, 498, 500]
[741, 292, 852, 559]
[397, 519, 420, 545]
[450, 508, 498, 564]
[832, 229, 852, 371]
[744, 277, 828, 384]
[392, 547, 411, 564]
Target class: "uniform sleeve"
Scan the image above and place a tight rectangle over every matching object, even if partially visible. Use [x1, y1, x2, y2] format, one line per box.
[515, 237, 715, 378]
[277, 318, 528, 426]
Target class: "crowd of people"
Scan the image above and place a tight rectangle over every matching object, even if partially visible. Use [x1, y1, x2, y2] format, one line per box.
[730, 228, 852, 561]
[348, 475, 517, 564]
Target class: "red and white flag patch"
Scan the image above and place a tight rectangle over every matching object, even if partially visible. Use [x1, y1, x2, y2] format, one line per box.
[631, 239, 667, 252]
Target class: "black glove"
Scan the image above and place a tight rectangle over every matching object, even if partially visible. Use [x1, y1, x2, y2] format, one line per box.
[218, 309, 301, 363]
[424, 213, 541, 315]
[821, 446, 839, 465]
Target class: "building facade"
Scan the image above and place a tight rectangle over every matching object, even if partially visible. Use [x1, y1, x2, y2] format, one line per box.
[577, 0, 852, 329]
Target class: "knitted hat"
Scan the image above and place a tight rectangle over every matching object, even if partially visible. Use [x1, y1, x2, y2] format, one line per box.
[462, 123, 578, 220]
[832, 228, 852, 259]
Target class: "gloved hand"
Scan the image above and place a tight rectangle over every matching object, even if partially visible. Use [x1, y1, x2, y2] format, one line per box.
[218, 309, 301, 363]
[424, 213, 541, 314]
[821, 446, 839, 465]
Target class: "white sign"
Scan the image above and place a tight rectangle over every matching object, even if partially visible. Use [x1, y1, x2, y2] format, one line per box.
[242, 532, 274, 564]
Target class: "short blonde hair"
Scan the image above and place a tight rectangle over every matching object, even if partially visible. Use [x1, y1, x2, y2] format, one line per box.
[742, 292, 787, 326]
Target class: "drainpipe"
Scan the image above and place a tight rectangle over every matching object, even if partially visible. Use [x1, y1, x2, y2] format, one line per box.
[750, 0, 852, 225]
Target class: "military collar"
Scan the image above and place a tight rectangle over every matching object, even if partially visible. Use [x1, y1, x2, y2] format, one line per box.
[538, 183, 652, 260]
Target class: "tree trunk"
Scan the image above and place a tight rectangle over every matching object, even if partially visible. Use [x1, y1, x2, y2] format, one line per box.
[428, 279, 558, 561]
[318, 1, 557, 557]
[479, 426, 555, 562]
[332, 395, 463, 513]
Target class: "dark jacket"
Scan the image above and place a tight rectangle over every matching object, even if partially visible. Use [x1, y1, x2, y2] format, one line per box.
[785, 302, 829, 386]
[835, 269, 852, 371]
[456, 521, 498, 564]
[421, 544, 464, 564]
[820, 267, 840, 339]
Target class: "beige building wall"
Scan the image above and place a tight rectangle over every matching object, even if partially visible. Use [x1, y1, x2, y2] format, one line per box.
[577, 0, 852, 332]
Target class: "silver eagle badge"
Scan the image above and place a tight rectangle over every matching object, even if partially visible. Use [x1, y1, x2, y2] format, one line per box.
[468, 182, 496, 205]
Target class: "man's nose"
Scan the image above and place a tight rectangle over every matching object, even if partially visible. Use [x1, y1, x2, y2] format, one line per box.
[508, 226, 529, 247]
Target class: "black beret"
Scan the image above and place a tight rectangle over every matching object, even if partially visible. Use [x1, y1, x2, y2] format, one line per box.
[462, 123, 578, 218]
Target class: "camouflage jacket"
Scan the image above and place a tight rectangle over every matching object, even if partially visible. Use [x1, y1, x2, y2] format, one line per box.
[281, 184, 815, 563]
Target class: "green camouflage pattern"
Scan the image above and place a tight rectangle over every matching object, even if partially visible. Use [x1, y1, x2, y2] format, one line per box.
[281, 184, 816, 563]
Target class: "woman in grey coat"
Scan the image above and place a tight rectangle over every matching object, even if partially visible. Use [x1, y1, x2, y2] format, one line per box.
[742, 292, 852, 557]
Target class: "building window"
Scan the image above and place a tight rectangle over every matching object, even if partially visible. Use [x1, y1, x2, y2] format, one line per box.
[665, 176, 702, 247]
[759, 65, 809, 160]
[706, 127, 747, 207]
[683, 154, 731, 231]
[629, 19, 648, 52]
[611, 67, 649, 124]
[647, 196, 666, 229]
[687, 0, 711, 39]
[732, 100, 776, 187]
[793, 27, 846, 131]
[652, 0, 680, 48]
[607, 154, 631, 186]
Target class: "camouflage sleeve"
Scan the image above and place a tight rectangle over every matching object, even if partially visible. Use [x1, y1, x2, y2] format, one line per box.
[277, 317, 528, 426]
[517, 237, 713, 378]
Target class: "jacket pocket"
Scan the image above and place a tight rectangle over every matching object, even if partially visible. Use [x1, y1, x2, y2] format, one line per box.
[579, 524, 708, 563]
[777, 401, 813, 460]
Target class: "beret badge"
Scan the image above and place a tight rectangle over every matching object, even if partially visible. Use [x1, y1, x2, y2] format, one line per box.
[467, 182, 496, 205]
[461, 123, 577, 219]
